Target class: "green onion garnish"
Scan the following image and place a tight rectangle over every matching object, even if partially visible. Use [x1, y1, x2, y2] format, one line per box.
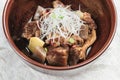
[59, 15, 64, 19]
[51, 13, 56, 19]
[69, 38, 75, 43]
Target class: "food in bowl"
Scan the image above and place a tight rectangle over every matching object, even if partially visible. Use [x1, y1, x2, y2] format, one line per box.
[21, 0, 97, 66]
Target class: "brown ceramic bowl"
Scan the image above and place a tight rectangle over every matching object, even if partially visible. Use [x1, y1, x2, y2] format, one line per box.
[3, 0, 116, 71]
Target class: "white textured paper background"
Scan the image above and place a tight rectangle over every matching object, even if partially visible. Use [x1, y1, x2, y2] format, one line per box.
[0, 0, 120, 80]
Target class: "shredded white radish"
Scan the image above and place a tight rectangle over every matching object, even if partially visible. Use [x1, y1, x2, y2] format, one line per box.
[39, 7, 85, 41]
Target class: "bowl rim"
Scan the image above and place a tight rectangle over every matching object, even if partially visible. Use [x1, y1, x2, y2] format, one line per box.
[3, 0, 117, 70]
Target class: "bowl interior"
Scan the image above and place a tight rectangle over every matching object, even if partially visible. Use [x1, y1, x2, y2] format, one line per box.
[4, 0, 116, 70]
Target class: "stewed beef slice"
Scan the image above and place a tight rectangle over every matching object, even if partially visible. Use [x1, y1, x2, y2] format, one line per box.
[83, 12, 97, 29]
[69, 45, 86, 66]
[69, 45, 80, 66]
[22, 21, 40, 39]
[80, 25, 89, 40]
[46, 47, 69, 66]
